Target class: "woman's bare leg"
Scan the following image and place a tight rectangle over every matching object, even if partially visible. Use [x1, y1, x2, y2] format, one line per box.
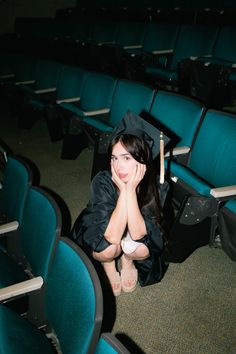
[93, 244, 122, 296]
[120, 244, 149, 292]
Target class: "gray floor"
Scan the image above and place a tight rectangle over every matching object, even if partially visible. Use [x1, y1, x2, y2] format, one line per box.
[1, 103, 236, 354]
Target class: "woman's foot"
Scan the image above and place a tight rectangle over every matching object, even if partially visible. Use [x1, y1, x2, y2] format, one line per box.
[102, 261, 121, 297]
[120, 254, 138, 293]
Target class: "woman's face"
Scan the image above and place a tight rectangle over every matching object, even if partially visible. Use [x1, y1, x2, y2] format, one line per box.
[111, 141, 139, 183]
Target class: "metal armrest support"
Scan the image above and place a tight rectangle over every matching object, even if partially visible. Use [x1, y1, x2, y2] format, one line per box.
[0, 276, 43, 302]
[56, 96, 81, 104]
[210, 185, 236, 198]
[0, 221, 19, 235]
[165, 146, 190, 157]
[83, 108, 110, 116]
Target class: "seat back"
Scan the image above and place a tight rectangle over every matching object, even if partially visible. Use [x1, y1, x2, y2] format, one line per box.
[95, 333, 130, 354]
[171, 25, 218, 71]
[79, 72, 118, 111]
[91, 21, 119, 45]
[21, 186, 61, 280]
[212, 26, 236, 63]
[34, 60, 62, 90]
[45, 238, 103, 354]
[150, 90, 205, 148]
[109, 79, 155, 128]
[143, 23, 179, 53]
[115, 21, 146, 47]
[0, 156, 32, 224]
[188, 110, 236, 188]
[56, 65, 88, 101]
[71, 19, 93, 42]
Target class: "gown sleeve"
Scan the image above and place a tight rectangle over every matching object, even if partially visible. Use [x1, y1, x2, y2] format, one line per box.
[70, 170, 118, 254]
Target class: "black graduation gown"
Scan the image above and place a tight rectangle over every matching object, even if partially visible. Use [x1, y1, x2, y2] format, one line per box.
[70, 170, 167, 286]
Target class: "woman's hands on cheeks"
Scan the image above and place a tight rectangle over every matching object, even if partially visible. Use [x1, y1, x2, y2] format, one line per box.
[111, 163, 126, 192]
[127, 163, 146, 193]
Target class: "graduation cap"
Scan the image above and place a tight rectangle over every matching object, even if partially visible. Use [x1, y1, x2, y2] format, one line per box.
[110, 110, 171, 159]
[110, 110, 172, 184]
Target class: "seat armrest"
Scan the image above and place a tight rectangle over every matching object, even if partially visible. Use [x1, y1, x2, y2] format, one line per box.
[83, 108, 110, 116]
[232, 63, 236, 68]
[190, 56, 198, 61]
[165, 146, 190, 157]
[97, 41, 116, 46]
[15, 80, 36, 85]
[56, 96, 81, 104]
[190, 54, 212, 61]
[0, 74, 15, 79]
[152, 49, 173, 55]
[123, 45, 143, 50]
[0, 276, 43, 302]
[210, 185, 236, 198]
[0, 221, 19, 235]
[34, 87, 57, 94]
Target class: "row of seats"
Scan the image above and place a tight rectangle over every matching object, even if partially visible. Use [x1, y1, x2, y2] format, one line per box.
[0, 154, 130, 353]
[2, 21, 236, 108]
[0, 56, 235, 262]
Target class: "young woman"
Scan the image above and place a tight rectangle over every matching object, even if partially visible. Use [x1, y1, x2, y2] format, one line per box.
[70, 111, 169, 296]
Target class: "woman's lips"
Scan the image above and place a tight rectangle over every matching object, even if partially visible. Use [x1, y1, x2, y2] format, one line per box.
[118, 173, 128, 179]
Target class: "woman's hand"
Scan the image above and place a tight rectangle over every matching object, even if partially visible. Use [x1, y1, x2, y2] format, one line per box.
[127, 163, 146, 192]
[111, 163, 126, 192]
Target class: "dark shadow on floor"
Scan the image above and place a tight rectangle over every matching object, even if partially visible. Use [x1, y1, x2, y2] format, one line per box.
[116, 332, 145, 354]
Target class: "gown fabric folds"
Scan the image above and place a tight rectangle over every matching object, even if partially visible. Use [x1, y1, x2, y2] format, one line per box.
[70, 170, 166, 286]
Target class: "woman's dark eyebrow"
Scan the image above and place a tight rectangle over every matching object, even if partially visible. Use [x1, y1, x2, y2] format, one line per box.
[111, 153, 131, 158]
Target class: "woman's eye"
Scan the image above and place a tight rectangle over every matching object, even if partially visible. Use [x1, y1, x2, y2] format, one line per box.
[124, 156, 130, 161]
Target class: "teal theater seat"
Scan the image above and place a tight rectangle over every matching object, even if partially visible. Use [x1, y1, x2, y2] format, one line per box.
[82, 79, 155, 177]
[120, 23, 180, 80]
[60, 71, 118, 159]
[150, 90, 206, 163]
[61, 78, 154, 164]
[93, 21, 147, 75]
[145, 24, 218, 90]
[44, 64, 88, 141]
[84, 79, 155, 131]
[16, 59, 62, 129]
[0, 186, 61, 323]
[165, 110, 236, 261]
[197, 26, 236, 68]
[0, 237, 103, 354]
[0, 155, 32, 253]
[60, 71, 117, 118]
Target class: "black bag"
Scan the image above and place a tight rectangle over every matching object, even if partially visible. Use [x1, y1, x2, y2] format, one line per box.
[162, 195, 219, 263]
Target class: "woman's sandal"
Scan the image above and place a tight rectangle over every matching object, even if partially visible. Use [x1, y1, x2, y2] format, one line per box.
[120, 268, 138, 293]
[106, 271, 122, 297]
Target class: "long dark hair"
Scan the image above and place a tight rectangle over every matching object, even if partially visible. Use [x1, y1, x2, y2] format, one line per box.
[108, 134, 162, 225]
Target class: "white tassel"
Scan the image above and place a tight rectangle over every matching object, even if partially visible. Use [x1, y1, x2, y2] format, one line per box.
[160, 131, 165, 185]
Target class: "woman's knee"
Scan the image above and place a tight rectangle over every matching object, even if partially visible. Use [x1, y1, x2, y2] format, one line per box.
[93, 244, 121, 262]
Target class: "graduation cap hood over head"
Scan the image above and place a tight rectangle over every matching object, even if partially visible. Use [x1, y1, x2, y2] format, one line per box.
[110, 110, 171, 159]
